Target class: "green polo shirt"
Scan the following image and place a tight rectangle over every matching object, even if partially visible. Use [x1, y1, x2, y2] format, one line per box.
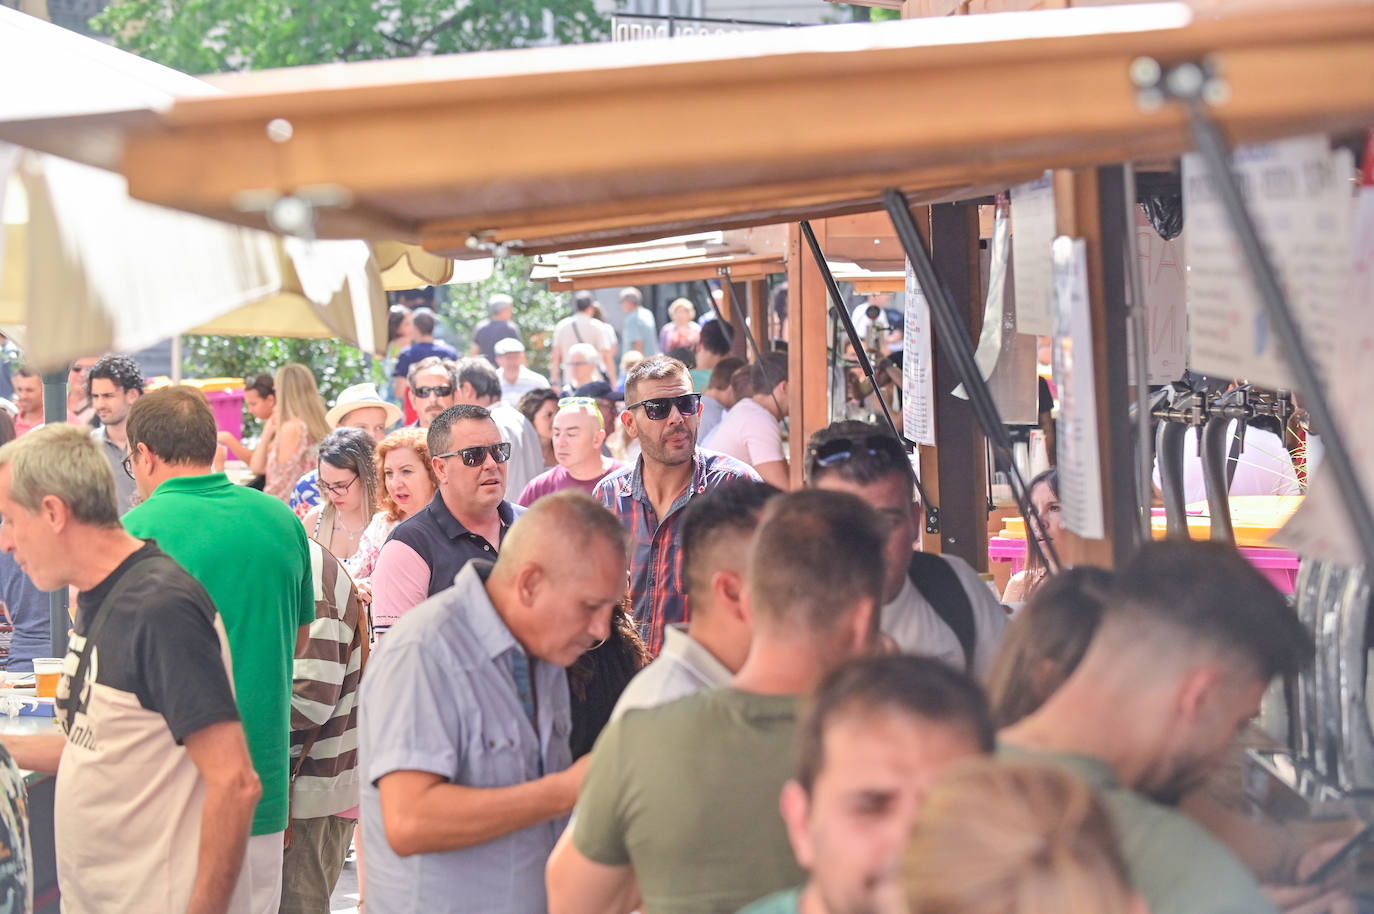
[124, 473, 314, 836]
[997, 744, 1278, 914]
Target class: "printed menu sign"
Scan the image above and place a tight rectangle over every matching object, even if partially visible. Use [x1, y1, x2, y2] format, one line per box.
[1011, 171, 1056, 337]
[902, 257, 935, 448]
[1051, 236, 1105, 540]
[1183, 136, 1349, 391]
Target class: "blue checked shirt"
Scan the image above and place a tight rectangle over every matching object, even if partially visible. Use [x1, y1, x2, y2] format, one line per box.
[594, 449, 759, 656]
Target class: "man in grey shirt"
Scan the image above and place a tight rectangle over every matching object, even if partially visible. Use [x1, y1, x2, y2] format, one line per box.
[359, 491, 630, 914]
[86, 354, 144, 515]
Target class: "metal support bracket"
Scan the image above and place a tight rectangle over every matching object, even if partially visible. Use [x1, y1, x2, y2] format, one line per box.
[880, 194, 1057, 572]
[796, 221, 938, 529]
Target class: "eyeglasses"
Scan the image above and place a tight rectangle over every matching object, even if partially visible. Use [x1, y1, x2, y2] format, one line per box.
[807, 434, 909, 469]
[121, 453, 134, 479]
[433, 442, 513, 467]
[412, 385, 454, 399]
[624, 393, 701, 421]
[320, 474, 359, 498]
[558, 396, 601, 409]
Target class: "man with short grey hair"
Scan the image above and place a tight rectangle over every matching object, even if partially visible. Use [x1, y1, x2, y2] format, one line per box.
[406, 356, 458, 430]
[361, 490, 629, 914]
[0, 424, 260, 913]
[472, 292, 524, 365]
[495, 338, 550, 406]
[618, 286, 660, 359]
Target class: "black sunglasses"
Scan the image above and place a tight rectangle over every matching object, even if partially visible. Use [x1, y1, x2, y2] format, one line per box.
[121, 453, 134, 479]
[808, 434, 909, 469]
[412, 384, 454, 399]
[434, 442, 512, 467]
[624, 393, 701, 421]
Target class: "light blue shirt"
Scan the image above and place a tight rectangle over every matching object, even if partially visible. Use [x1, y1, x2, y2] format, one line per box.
[359, 561, 572, 914]
[621, 306, 661, 358]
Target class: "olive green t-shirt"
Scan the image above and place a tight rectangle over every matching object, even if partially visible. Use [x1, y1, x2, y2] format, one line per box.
[998, 744, 1279, 914]
[573, 687, 805, 914]
[124, 473, 314, 836]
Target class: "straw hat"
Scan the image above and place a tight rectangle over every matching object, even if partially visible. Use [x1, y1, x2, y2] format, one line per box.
[326, 383, 403, 429]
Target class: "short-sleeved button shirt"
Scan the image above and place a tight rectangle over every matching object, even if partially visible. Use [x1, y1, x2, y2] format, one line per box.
[594, 450, 758, 655]
[359, 561, 572, 914]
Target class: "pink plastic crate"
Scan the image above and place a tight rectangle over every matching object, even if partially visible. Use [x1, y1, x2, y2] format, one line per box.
[987, 536, 1300, 595]
[206, 389, 245, 441]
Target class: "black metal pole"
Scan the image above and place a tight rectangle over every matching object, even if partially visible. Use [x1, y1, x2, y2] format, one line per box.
[796, 222, 936, 514]
[41, 369, 69, 657]
[882, 191, 1059, 574]
[1186, 103, 1374, 572]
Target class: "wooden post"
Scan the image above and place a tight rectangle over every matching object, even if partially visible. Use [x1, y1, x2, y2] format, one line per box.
[748, 278, 769, 357]
[788, 222, 831, 490]
[1052, 166, 1137, 569]
[925, 202, 989, 570]
[719, 278, 749, 360]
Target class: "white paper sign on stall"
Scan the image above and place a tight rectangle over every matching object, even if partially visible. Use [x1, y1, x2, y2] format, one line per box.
[1275, 176, 1374, 564]
[1133, 208, 1187, 384]
[1011, 171, 1057, 337]
[902, 257, 935, 448]
[1182, 135, 1348, 391]
[1051, 236, 1105, 540]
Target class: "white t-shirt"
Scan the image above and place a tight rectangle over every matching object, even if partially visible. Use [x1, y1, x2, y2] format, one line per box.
[553, 314, 614, 376]
[1151, 424, 1300, 505]
[702, 398, 784, 469]
[881, 553, 1008, 680]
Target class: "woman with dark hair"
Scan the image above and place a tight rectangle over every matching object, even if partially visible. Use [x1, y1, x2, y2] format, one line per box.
[301, 427, 379, 562]
[985, 567, 1114, 728]
[567, 600, 651, 759]
[1003, 468, 1061, 603]
[518, 387, 559, 468]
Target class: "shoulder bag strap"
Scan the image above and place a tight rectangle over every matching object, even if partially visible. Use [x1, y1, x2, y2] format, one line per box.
[906, 551, 977, 673]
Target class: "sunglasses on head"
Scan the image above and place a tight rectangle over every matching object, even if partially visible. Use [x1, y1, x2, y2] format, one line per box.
[624, 393, 701, 421]
[808, 434, 909, 469]
[413, 384, 454, 399]
[434, 442, 512, 467]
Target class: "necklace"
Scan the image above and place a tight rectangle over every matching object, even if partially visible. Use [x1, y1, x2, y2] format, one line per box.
[333, 512, 365, 538]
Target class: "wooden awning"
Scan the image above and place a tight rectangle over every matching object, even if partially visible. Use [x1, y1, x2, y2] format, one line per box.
[533, 229, 788, 291]
[3, 2, 1372, 256]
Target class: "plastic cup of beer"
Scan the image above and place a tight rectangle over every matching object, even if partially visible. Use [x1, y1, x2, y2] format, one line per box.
[32, 658, 62, 699]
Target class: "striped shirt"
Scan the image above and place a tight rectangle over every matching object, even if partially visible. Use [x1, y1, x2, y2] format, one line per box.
[290, 540, 364, 820]
[594, 449, 758, 655]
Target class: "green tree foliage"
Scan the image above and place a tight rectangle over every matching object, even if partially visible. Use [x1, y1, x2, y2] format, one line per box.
[92, 1, 601, 408]
[94, 0, 606, 74]
[436, 255, 569, 378]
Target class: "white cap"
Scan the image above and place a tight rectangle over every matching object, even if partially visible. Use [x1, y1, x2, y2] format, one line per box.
[494, 338, 525, 356]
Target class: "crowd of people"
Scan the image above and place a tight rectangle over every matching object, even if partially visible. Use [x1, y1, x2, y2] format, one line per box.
[0, 286, 1350, 914]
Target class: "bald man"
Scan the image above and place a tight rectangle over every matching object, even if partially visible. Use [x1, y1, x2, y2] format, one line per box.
[518, 401, 625, 507]
[358, 491, 631, 914]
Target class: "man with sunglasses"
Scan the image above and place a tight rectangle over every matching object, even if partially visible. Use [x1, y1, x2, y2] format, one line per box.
[453, 357, 544, 498]
[806, 421, 1008, 679]
[405, 357, 458, 429]
[593, 355, 758, 656]
[370, 404, 526, 635]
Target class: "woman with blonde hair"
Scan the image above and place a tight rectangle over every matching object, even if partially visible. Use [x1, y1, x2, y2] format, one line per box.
[659, 297, 701, 353]
[904, 759, 1144, 914]
[253, 363, 331, 502]
[344, 428, 438, 615]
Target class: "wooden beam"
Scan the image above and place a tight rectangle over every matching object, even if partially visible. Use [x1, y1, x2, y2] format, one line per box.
[928, 203, 989, 570]
[748, 278, 769, 355]
[1052, 166, 1137, 568]
[719, 279, 749, 360]
[49, 4, 1371, 247]
[788, 222, 830, 490]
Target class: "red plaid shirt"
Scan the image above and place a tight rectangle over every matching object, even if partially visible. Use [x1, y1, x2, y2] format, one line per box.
[594, 450, 759, 655]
